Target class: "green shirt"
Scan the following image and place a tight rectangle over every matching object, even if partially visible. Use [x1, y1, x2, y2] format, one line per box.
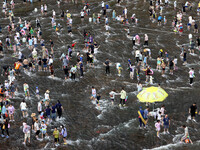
[53, 130, 59, 138]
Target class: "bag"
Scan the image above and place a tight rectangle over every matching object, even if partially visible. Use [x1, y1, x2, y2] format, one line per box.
[185, 138, 190, 143]
[2, 125, 5, 130]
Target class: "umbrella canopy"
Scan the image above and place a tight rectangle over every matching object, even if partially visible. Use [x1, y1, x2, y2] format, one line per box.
[137, 86, 168, 103]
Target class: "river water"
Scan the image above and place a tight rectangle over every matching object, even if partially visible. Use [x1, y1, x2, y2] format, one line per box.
[1, 0, 200, 149]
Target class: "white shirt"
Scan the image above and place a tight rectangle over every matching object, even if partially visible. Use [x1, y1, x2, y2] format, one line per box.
[135, 50, 140, 57]
[23, 84, 29, 91]
[92, 89, 96, 96]
[44, 93, 49, 100]
[34, 37, 37, 44]
[109, 91, 117, 99]
[101, 2, 104, 7]
[48, 58, 53, 65]
[184, 127, 189, 136]
[44, 5, 47, 11]
[38, 102, 42, 111]
[20, 102, 27, 110]
[80, 11, 84, 17]
[105, 25, 109, 30]
[160, 107, 165, 115]
[53, 11, 56, 16]
[34, 122, 40, 131]
[189, 70, 194, 78]
[124, 8, 127, 14]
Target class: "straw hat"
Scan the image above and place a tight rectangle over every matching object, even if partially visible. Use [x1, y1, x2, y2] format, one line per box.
[46, 90, 50, 93]
[31, 113, 36, 117]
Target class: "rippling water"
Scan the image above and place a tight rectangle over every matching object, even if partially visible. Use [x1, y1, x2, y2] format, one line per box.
[1, 0, 200, 149]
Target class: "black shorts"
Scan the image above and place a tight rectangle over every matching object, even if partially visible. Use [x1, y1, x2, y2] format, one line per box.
[54, 138, 59, 142]
[191, 113, 195, 117]
[96, 100, 99, 104]
[36, 130, 40, 135]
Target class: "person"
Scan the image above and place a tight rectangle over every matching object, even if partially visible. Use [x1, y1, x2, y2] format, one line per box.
[8, 104, 15, 121]
[138, 106, 145, 129]
[38, 101, 43, 114]
[34, 119, 40, 140]
[70, 65, 77, 80]
[51, 103, 57, 121]
[23, 82, 30, 99]
[155, 120, 161, 138]
[189, 103, 197, 121]
[23, 122, 31, 145]
[45, 106, 51, 123]
[44, 90, 50, 106]
[119, 88, 126, 107]
[104, 58, 111, 74]
[145, 66, 152, 83]
[162, 114, 170, 134]
[96, 93, 101, 107]
[36, 87, 39, 99]
[90, 86, 96, 101]
[144, 107, 149, 124]
[117, 64, 123, 76]
[53, 127, 60, 146]
[1, 119, 9, 138]
[160, 105, 166, 117]
[130, 64, 135, 79]
[181, 125, 193, 144]
[56, 100, 64, 118]
[40, 120, 47, 138]
[20, 99, 28, 118]
[109, 89, 118, 105]
[189, 68, 195, 85]
[137, 82, 143, 92]
[60, 125, 67, 145]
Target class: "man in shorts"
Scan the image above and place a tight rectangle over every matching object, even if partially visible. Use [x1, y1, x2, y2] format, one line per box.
[53, 127, 59, 146]
[162, 114, 170, 134]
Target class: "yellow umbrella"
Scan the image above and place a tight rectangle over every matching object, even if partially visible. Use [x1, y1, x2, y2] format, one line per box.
[137, 86, 168, 103]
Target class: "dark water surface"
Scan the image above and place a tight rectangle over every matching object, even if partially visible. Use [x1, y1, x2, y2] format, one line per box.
[1, 0, 200, 150]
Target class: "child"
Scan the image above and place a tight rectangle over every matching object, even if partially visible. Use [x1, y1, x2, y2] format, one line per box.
[155, 120, 161, 138]
[117, 65, 123, 76]
[96, 93, 101, 107]
[90, 86, 96, 101]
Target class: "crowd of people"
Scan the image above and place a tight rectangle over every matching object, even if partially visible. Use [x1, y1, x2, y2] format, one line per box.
[0, 0, 200, 148]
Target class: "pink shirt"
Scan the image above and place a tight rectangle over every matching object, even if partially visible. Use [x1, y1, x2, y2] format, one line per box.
[155, 122, 161, 131]
[8, 106, 15, 114]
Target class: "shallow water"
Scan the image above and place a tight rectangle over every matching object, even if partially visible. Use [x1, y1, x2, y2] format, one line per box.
[1, 0, 200, 150]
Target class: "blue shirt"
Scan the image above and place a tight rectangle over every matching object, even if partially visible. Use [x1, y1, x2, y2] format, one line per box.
[56, 103, 62, 110]
[46, 108, 51, 115]
[61, 128, 67, 137]
[158, 16, 162, 20]
[52, 105, 56, 113]
[144, 109, 148, 119]
[139, 109, 144, 117]
[163, 117, 170, 125]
